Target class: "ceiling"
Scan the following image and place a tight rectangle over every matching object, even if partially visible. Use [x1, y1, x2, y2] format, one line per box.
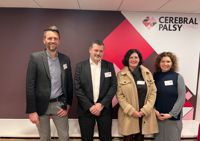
[0, 0, 200, 14]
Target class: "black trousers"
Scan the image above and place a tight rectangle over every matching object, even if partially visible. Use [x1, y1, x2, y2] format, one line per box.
[78, 108, 112, 141]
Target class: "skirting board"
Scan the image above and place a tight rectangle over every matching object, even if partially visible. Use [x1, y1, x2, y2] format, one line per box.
[0, 119, 198, 138]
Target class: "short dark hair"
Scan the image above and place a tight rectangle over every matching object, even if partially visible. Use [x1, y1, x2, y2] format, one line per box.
[90, 40, 104, 48]
[154, 52, 178, 72]
[122, 49, 143, 67]
[43, 25, 60, 38]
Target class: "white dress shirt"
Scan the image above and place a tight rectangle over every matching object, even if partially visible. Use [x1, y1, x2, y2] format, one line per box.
[90, 58, 101, 103]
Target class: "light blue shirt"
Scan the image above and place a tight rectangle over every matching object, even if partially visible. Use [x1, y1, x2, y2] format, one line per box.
[46, 51, 63, 99]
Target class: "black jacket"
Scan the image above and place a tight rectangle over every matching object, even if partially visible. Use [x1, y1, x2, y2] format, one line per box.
[26, 51, 73, 116]
[74, 59, 117, 115]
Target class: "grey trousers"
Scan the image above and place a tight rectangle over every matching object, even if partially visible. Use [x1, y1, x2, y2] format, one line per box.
[37, 102, 69, 141]
[154, 119, 182, 141]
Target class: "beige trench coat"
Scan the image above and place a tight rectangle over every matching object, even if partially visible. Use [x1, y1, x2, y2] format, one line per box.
[117, 66, 158, 136]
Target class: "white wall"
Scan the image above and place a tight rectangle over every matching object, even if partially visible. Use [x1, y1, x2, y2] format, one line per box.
[195, 55, 200, 121]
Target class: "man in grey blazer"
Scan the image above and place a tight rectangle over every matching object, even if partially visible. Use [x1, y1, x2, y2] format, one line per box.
[74, 40, 117, 141]
[26, 26, 73, 141]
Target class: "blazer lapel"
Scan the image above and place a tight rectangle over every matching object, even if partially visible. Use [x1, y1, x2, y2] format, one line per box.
[58, 53, 65, 84]
[85, 60, 94, 99]
[42, 51, 51, 79]
[99, 61, 106, 93]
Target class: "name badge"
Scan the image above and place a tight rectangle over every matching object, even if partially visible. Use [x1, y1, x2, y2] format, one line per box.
[104, 72, 112, 78]
[63, 64, 68, 70]
[137, 81, 145, 85]
[164, 80, 173, 86]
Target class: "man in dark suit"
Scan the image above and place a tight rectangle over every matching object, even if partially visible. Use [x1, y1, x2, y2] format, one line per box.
[26, 26, 73, 141]
[74, 40, 117, 141]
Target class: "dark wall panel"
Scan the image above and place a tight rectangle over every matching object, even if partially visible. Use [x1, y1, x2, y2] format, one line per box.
[0, 8, 125, 118]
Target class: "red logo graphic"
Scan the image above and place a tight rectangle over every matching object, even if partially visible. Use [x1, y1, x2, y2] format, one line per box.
[143, 16, 157, 29]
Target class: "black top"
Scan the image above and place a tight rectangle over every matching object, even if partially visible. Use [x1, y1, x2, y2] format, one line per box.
[130, 66, 147, 109]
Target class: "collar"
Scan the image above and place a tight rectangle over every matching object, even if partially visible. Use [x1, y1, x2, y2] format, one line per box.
[121, 65, 148, 75]
[89, 58, 101, 66]
[46, 50, 58, 59]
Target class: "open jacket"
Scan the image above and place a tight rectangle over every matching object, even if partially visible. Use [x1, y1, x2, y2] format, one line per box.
[74, 59, 117, 115]
[117, 65, 158, 135]
[26, 51, 73, 116]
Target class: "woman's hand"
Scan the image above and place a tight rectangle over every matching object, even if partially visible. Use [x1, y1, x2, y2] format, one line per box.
[159, 113, 172, 120]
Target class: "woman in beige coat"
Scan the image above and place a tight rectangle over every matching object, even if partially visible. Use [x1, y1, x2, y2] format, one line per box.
[117, 49, 158, 141]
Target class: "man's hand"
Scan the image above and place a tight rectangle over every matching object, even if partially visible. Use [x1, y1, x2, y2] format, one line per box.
[57, 106, 69, 117]
[29, 112, 39, 125]
[89, 103, 104, 116]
